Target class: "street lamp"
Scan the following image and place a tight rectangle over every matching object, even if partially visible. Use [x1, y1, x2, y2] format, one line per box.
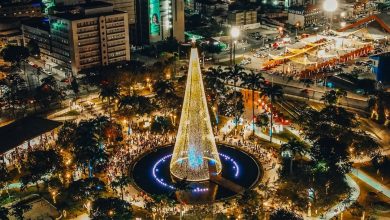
[230, 27, 240, 65]
[295, 22, 300, 37]
[323, 0, 338, 30]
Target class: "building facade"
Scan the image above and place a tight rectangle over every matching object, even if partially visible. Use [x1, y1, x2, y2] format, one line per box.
[228, 10, 257, 26]
[22, 1, 130, 75]
[0, 0, 42, 18]
[287, 6, 322, 27]
[106, 0, 136, 25]
[148, 0, 185, 43]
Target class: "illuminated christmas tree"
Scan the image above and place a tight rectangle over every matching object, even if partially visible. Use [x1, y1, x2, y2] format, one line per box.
[170, 46, 222, 181]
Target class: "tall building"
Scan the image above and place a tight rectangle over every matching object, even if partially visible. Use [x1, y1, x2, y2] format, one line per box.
[148, 0, 185, 43]
[22, 1, 130, 75]
[105, 0, 136, 25]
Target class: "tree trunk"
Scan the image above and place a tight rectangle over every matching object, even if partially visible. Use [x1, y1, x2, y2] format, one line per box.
[252, 88, 255, 136]
[234, 80, 238, 135]
[270, 97, 273, 143]
[121, 185, 124, 200]
[108, 98, 112, 120]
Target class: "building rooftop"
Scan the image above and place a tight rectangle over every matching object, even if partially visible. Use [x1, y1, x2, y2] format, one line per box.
[52, 1, 113, 12]
[0, 0, 41, 7]
[0, 117, 62, 154]
[22, 17, 50, 32]
[50, 1, 126, 21]
[52, 9, 126, 21]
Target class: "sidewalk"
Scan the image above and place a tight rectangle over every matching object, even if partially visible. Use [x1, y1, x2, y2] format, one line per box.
[351, 168, 390, 199]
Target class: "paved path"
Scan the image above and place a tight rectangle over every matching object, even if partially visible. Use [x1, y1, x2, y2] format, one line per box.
[350, 168, 390, 199]
[311, 175, 360, 220]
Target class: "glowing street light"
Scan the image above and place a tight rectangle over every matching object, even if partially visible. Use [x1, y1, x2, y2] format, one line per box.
[295, 22, 300, 37]
[230, 27, 240, 65]
[323, 0, 338, 30]
[230, 27, 240, 39]
[323, 0, 337, 12]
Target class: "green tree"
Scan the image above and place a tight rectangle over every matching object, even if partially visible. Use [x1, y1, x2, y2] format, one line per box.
[236, 189, 263, 219]
[10, 202, 31, 220]
[35, 76, 62, 108]
[153, 79, 174, 97]
[71, 78, 80, 97]
[73, 119, 109, 177]
[321, 89, 346, 106]
[299, 106, 379, 157]
[255, 113, 269, 130]
[0, 45, 29, 66]
[241, 70, 265, 135]
[118, 95, 154, 119]
[110, 175, 132, 200]
[26, 40, 40, 57]
[90, 197, 133, 220]
[20, 149, 63, 191]
[0, 161, 11, 197]
[280, 138, 307, 175]
[269, 208, 303, 220]
[144, 194, 176, 219]
[56, 121, 77, 150]
[224, 65, 245, 132]
[152, 79, 180, 115]
[260, 84, 284, 142]
[0, 207, 9, 220]
[219, 91, 245, 127]
[204, 66, 226, 125]
[151, 116, 173, 134]
[201, 41, 223, 60]
[67, 177, 106, 202]
[99, 82, 120, 119]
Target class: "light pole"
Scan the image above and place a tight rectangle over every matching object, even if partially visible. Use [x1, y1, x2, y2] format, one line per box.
[323, 0, 338, 30]
[295, 22, 300, 38]
[230, 27, 240, 65]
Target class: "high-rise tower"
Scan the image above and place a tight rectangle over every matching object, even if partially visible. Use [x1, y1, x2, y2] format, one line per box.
[170, 47, 221, 182]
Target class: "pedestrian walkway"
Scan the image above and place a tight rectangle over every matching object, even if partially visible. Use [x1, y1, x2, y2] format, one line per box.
[351, 168, 390, 198]
[306, 175, 360, 220]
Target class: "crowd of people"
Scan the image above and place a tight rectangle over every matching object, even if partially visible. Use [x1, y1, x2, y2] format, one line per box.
[107, 131, 175, 185]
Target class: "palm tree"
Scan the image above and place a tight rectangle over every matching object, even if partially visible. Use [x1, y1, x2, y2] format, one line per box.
[152, 79, 174, 97]
[280, 138, 307, 175]
[241, 70, 265, 136]
[0, 162, 11, 197]
[260, 84, 283, 142]
[118, 95, 154, 122]
[270, 208, 303, 220]
[99, 83, 120, 119]
[255, 113, 269, 131]
[224, 65, 245, 133]
[321, 89, 346, 106]
[111, 175, 132, 200]
[204, 67, 226, 125]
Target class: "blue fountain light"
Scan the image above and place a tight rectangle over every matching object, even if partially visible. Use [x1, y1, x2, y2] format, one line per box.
[152, 153, 240, 191]
[188, 145, 203, 169]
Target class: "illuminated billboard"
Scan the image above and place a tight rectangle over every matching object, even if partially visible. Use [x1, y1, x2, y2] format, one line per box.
[149, 0, 161, 36]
